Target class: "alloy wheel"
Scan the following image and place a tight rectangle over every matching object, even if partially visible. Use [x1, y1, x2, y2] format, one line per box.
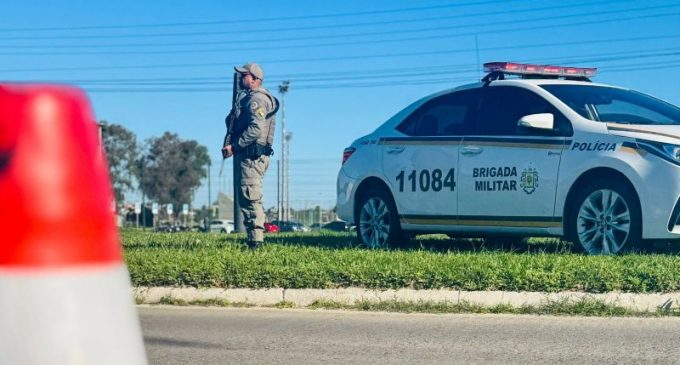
[359, 197, 391, 249]
[576, 189, 631, 254]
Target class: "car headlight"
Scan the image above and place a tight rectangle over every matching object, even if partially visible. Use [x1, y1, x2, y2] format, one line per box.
[662, 144, 680, 162]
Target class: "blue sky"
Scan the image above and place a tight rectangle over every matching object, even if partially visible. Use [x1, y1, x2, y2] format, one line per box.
[2, 0, 679, 209]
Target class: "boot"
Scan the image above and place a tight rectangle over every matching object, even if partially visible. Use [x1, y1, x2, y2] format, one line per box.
[247, 241, 263, 250]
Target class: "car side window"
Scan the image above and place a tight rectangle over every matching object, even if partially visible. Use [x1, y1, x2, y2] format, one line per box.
[476, 86, 572, 136]
[397, 88, 481, 136]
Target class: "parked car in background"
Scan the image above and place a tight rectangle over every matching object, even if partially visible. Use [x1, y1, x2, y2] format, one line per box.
[270, 220, 310, 232]
[190, 224, 207, 232]
[321, 220, 354, 232]
[310, 223, 323, 231]
[264, 222, 279, 233]
[155, 223, 187, 233]
[209, 219, 234, 234]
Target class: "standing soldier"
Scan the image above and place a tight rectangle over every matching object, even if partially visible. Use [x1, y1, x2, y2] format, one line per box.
[222, 63, 279, 249]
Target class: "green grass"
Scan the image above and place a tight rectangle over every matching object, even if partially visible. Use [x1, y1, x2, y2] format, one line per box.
[150, 295, 254, 308]
[122, 230, 680, 293]
[307, 298, 680, 317]
[140, 295, 680, 317]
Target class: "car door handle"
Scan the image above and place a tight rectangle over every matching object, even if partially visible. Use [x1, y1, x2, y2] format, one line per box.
[461, 146, 484, 156]
[387, 146, 405, 154]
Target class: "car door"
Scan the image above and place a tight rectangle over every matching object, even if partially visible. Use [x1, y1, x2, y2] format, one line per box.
[457, 86, 572, 228]
[382, 89, 480, 224]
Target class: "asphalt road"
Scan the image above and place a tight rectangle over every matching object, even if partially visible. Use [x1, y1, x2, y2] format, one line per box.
[139, 306, 680, 365]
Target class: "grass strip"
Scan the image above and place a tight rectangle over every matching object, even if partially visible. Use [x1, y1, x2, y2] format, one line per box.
[307, 298, 680, 317]
[140, 296, 680, 317]
[122, 230, 680, 293]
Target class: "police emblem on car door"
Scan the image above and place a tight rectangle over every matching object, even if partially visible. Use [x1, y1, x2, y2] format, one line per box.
[520, 167, 539, 194]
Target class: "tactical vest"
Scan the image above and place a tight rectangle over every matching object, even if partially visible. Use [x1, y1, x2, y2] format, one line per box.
[253, 88, 279, 148]
[233, 88, 279, 158]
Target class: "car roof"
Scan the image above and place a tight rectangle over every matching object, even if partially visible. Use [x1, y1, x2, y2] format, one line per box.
[368, 78, 630, 136]
[486, 78, 623, 89]
[450, 78, 622, 90]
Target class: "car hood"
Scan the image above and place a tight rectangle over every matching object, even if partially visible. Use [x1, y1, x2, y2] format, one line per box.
[607, 123, 680, 145]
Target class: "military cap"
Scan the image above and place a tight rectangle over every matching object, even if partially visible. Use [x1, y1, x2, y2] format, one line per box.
[235, 63, 264, 80]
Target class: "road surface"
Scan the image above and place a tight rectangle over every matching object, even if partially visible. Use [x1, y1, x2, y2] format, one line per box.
[139, 306, 680, 365]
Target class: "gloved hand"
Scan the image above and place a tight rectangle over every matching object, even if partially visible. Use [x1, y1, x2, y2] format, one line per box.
[222, 145, 233, 159]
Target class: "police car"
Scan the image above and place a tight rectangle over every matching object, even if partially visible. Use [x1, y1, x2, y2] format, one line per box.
[336, 62, 680, 254]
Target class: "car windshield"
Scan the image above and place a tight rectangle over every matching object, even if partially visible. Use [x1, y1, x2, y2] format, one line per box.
[540, 85, 680, 125]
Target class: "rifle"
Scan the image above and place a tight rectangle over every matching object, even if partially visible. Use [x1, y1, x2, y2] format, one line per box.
[220, 72, 243, 177]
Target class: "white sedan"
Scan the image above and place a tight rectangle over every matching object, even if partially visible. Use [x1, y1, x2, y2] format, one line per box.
[337, 62, 680, 254]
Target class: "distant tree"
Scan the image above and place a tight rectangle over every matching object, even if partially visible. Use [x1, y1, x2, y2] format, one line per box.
[136, 132, 210, 215]
[100, 121, 137, 202]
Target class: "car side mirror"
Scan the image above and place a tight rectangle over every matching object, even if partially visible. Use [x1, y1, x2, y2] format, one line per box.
[518, 113, 554, 130]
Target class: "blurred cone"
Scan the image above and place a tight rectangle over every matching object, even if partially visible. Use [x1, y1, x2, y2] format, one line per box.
[0, 84, 147, 364]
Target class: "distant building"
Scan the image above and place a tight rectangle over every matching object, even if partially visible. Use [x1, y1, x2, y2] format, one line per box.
[217, 192, 234, 220]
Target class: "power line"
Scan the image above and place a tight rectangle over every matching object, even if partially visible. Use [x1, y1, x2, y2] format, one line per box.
[3, 43, 678, 95]
[0, 0, 632, 48]
[76, 78, 471, 93]
[0, 3, 673, 45]
[1, 4, 669, 56]
[4, 31, 679, 79]
[601, 60, 680, 73]
[77, 54, 680, 93]
[9, 34, 678, 86]
[0, 11, 676, 75]
[0, 0, 522, 33]
[11, 64, 472, 83]
[541, 49, 680, 65]
[50, 69, 478, 86]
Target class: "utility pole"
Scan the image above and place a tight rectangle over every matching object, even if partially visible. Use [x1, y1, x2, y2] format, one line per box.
[284, 131, 292, 221]
[278, 80, 290, 222]
[140, 156, 147, 229]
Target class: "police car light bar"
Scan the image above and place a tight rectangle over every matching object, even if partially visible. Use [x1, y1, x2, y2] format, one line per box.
[483, 62, 597, 78]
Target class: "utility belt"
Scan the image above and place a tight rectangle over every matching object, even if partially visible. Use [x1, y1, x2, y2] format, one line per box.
[240, 143, 274, 159]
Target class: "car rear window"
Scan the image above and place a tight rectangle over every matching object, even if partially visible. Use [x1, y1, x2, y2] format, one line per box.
[397, 88, 481, 136]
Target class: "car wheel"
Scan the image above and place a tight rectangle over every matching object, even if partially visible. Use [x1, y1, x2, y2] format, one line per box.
[356, 187, 402, 249]
[567, 179, 641, 255]
[220, 229, 227, 233]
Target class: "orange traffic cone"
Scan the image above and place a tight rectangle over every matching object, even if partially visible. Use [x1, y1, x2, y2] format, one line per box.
[0, 84, 147, 364]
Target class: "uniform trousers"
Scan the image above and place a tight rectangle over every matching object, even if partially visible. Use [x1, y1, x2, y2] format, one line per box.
[238, 154, 269, 243]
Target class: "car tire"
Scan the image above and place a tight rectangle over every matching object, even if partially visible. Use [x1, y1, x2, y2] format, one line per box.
[567, 179, 641, 255]
[220, 229, 226, 234]
[355, 187, 403, 249]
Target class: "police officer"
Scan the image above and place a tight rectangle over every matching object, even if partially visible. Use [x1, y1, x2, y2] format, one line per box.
[222, 63, 278, 249]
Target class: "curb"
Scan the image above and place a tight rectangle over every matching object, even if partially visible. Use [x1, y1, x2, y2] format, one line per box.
[133, 287, 680, 312]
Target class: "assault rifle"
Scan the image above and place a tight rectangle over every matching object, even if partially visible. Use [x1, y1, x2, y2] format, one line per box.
[220, 72, 243, 176]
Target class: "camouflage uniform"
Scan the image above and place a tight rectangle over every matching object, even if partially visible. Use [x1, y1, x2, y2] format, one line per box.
[225, 86, 277, 246]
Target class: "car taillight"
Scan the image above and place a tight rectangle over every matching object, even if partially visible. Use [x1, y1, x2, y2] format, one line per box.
[342, 147, 355, 165]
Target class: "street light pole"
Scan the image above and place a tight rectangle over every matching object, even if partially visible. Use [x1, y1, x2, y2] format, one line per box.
[284, 132, 292, 221]
[278, 81, 290, 222]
